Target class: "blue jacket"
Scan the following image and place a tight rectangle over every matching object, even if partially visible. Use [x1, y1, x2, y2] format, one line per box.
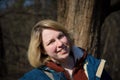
[19, 67, 67, 80]
[19, 47, 112, 80]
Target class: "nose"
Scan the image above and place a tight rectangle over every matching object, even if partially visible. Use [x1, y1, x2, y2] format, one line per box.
[56, 39, 63, 47]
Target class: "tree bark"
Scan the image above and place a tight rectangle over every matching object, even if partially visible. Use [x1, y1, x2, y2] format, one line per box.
[57, 0, 110, 57]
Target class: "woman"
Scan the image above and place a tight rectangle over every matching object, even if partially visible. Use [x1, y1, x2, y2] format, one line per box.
[19, 20, 112, 80]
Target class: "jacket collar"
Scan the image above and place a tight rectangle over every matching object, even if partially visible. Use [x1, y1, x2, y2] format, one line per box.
[45, 46, 87, 70]
[45, 46, 88, 80]
[72, 46, 84, 63]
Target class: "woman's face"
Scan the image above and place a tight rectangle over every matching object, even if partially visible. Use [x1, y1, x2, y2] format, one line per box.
[42, 29, 70, 62]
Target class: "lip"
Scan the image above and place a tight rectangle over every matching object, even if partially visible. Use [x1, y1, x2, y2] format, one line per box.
[57, 47, 67, 52]
[57, 45, 69, 54]
[58, 50, 67, 55]
[57, 48, 68, 54]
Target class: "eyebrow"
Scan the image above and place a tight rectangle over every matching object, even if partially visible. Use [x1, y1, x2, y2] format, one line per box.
[44, 31, 64, 45]
[44, 36, 54, 45]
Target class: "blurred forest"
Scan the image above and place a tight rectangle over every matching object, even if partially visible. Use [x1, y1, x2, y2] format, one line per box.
[0, 0, 120, 80]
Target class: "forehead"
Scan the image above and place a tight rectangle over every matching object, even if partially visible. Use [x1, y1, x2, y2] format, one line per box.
[42, 29, 61, 36]
[42, 29, 62, 41]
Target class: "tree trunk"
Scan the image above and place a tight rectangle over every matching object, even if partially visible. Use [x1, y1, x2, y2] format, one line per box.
[57, 0, 110, 57]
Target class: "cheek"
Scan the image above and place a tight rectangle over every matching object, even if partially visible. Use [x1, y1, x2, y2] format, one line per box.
[45, 45, 56, 54]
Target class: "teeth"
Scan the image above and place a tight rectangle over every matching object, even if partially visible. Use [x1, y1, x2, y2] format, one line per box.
[59, 48, 66, 52]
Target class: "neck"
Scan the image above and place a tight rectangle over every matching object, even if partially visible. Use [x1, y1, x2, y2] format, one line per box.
[61, 55, 75, 69]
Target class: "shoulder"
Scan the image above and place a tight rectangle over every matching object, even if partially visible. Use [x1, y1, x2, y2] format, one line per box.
[84, 54, 106, 79]
[19, 68, 49, 80]
[86, 54, 106, 70]
[86, 54, 101, 64]
[76, 47, 108, 79]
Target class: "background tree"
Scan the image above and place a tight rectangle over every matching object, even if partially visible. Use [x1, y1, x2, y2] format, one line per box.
[57, 0, 110, 57]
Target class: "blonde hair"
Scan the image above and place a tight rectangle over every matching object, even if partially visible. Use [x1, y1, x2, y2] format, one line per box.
[28, 19, 73, 67]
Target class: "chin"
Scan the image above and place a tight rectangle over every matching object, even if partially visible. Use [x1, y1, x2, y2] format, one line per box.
[60, 53, 69, 60]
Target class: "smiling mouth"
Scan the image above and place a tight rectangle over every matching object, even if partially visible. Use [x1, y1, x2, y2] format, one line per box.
[57, 46, 69, 54]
